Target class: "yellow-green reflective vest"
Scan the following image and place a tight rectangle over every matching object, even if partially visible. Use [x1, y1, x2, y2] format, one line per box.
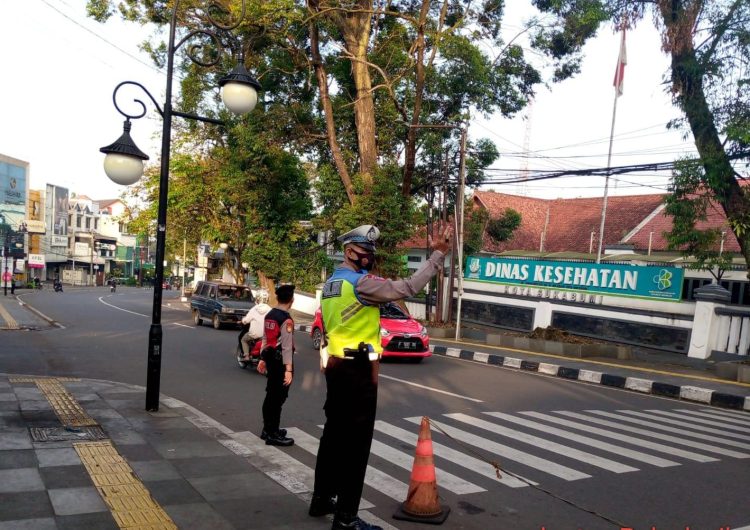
[321, 268, 381, 357]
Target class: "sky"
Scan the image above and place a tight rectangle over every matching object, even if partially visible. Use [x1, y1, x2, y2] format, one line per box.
[0, 0, 696, 202]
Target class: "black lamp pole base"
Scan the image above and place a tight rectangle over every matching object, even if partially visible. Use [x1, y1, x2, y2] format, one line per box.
[145, 323, 163, 411]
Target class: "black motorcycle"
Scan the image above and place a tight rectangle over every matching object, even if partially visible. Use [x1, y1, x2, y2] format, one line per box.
[53, 280, 63, 293]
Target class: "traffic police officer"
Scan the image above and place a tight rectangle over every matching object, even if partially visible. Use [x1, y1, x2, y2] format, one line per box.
[258, 284, 296, 447]
[309, 224, 453, 530]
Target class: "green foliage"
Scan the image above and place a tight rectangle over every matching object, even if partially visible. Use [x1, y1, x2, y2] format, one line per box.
[314, 164, 416, 279]
[665, 158, 733, 280]
[464, 206, 489, 257]
[487, 208, 522, 243]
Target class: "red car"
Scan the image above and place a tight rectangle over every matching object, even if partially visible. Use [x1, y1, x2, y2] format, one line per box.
[310, 303, 431, 362]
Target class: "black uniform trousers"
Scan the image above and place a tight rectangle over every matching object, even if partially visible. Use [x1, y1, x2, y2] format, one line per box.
[313, 356, 379, 516]
[262, 351, 289, 435]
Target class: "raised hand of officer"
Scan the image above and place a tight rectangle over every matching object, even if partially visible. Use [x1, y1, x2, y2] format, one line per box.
[429, 225, 454, 255]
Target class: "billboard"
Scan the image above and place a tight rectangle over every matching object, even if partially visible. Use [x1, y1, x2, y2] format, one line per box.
[465, 256, 684, 302]
[0, 158, 27, 230]
[53, 186, 69, 235]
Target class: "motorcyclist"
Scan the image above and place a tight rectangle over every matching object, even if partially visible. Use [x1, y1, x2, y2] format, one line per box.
[53, 279, 63, 292]
[240, 289, 271, 361]
[108, 278, 117, 293]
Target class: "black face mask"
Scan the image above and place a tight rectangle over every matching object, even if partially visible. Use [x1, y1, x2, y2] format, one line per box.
[350, 248, 376, 271]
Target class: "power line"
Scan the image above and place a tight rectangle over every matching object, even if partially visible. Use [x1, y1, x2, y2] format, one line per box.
[40, 0, 164, 76]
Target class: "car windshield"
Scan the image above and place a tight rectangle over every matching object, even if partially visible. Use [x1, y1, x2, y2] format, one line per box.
[217, 286, 253, 301]
[380, 302, 408, 319]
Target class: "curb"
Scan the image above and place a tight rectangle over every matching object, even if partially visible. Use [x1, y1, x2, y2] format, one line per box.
[12, 295, 63, 328]
[430, 345, 750, 412]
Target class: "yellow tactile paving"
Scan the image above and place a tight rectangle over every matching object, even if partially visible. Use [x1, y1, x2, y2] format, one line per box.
[0, 302, 18, 329]
[75, 441, 177, 530]
[36, 379, 98, 427]
[9, 376, 81, 383]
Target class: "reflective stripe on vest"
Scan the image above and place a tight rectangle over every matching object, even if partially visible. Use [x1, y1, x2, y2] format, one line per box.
[321, 268, 381, 357]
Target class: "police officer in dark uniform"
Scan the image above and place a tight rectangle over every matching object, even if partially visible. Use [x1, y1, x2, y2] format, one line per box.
[258, 284, 296, 447]
[309, 224, 453, 530]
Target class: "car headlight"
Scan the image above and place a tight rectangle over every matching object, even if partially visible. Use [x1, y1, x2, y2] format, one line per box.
[380, 329, 390, 337]
[221, 307, 233, 313]
[420, 326, 428, 337]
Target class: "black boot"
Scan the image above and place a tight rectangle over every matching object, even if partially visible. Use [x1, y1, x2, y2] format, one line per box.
[260, 428, 287, 440]
[265, 432, 294, 446]
[332, 513, 382, 530]
[309, 494, 336, 517]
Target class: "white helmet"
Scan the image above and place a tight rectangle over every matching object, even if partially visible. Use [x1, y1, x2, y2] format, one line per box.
[255, 289, 269, 304]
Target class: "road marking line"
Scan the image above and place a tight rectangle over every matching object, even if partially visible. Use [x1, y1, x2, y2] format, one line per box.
[369, 438, 485, 494]
[286, 427, 409, 502]
[530, 411, 724, 461]
[699, 407, 750, 422]
[172, 322, 192, 328]
[374, 421, 532, 488]
[645, 409, 750, 434]
[74, 440, 177, 529]
[484, 412, 678, 467]
[379, 374, 483, 403]
[404, 416, 590, 481]
[98, 297, 149, 317]
[228, 430, 376, 510]
[571, 411, 750, 456]
[447, 413, 639, 473]
[618, 410, 750, 441]
[675, 408, 750, 426]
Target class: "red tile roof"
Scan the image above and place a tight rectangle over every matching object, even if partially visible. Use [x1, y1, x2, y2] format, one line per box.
[473, 190, 667, 253]
[623, 196, 740, 253]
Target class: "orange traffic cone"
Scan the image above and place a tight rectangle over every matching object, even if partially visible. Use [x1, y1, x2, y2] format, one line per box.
[393, 416, 451, 524]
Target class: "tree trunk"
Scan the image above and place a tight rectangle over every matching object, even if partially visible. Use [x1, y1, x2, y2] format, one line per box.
[658, 0, 750, 277]
[308, 3, 356, 205]
[256, 270, 277, 306]
[338, 5, 378, 186]
[401, 0, 432, 196]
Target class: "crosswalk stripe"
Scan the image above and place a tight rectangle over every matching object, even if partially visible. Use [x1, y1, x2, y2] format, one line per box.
[675, 408, 750, 427]
[644, 409, 750, 434]
[446, 413, 638, 473]
[485, 412, 678, 468]
[369, 438, 485, 494]
[530, 412, 721, 462]
[229, 431, 375, 510]
[577, 411, 750, 456]
[699, 408, 750, 424]
[374, 421, 532, 488]
[618, 410, 750, 441]
[404, 416, 590, 481]
[285, 428, 408, 503]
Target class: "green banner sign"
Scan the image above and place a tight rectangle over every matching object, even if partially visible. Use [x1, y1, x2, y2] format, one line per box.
[465, 257, 684, 301]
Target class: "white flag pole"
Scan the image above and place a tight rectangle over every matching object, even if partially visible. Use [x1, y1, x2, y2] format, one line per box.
[596, 28, 626, 264]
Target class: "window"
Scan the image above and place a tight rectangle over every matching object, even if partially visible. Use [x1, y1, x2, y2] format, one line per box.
[76, 216, 81, 228]
[85, 218, 90, 229]
[407, 256, 422, 263]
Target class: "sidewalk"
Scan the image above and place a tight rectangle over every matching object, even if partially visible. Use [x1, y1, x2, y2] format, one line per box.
[0, 374, 355, 530]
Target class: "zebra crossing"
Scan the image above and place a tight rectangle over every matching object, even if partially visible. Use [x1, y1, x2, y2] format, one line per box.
[229, 406, 750, 511]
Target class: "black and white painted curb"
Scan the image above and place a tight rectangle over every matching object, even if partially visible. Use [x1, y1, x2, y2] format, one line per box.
[430, 345, 750, 412]
[294, 323, 750, 412]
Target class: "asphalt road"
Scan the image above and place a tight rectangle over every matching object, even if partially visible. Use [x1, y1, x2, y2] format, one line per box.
[4, 287, 750, 529]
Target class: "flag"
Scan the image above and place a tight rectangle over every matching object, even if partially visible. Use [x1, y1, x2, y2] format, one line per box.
[613, 28, 627, 96]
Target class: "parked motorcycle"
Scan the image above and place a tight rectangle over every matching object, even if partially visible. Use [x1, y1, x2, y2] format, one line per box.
[236, 323, 262, 370]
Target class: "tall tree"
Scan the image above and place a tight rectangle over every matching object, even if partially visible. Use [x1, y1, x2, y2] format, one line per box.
[530, 0, 750, 274]
[88, 0, 541, 261]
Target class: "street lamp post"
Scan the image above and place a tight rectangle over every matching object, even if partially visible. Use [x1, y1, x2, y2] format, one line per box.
[99, 0, 261, 411]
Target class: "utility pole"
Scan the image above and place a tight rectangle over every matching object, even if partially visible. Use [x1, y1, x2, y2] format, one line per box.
[454, 126, 468, 341]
